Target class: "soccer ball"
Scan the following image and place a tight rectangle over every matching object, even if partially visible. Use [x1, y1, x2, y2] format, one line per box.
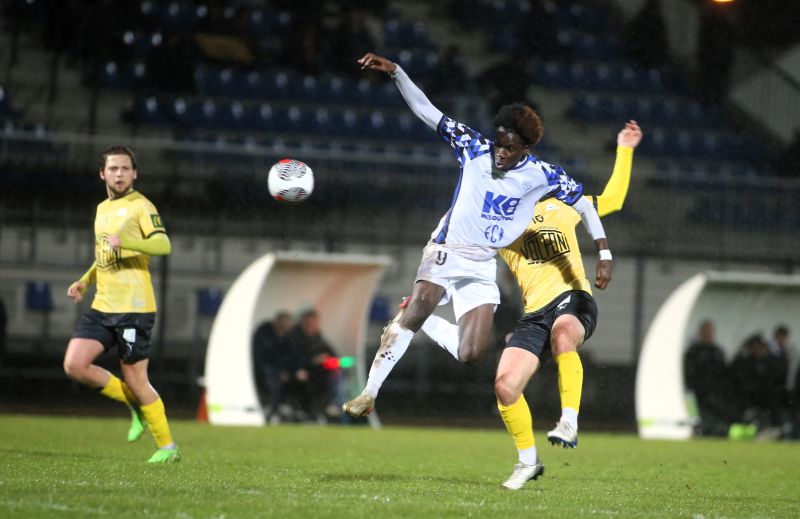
[267, 159, 314, 203]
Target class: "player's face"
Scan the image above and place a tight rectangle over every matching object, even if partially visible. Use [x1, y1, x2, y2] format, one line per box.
[100, 154, 137, 199]
[493, 128, 529, 171]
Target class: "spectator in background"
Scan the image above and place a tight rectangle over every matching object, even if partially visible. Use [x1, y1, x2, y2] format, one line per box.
[252, 311, 309, 424]
[289, 308, 341, 421]
[767, 324, 794, 434]
[684, 320, 730, 436]
[624, 0, 668, 71]
[728, 333, 786, 433]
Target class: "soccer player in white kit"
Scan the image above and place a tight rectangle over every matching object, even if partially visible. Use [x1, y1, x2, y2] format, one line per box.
[343, 52, 611, 416]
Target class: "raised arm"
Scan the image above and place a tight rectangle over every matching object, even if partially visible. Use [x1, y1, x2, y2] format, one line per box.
[594, 120, 643, 217]
[357, 52, 443, 130]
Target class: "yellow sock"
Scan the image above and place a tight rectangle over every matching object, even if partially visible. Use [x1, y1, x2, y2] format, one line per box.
[555, 351, 583, 412]
[120, 381, 140, 407]
[497, 395, 535, 451]
[100, 375, 137, 406]
[140, 398, 174, 448]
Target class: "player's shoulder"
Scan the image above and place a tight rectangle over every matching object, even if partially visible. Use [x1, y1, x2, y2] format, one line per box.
[129, 191, 159, 211]
[439, 115, 489, 141]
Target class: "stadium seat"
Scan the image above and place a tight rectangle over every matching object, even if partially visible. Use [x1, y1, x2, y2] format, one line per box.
[95, 61, 131, 90]
[25, 281, 54, 312]
[197, 288, 224, 317]
[368, 296, 391, 323]
[0, 85, 20, 118]
[133, 96, 169, 125]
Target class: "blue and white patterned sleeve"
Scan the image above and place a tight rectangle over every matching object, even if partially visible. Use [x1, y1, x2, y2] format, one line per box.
[542, 164, 584, 205]
[436, 116, 492, 167]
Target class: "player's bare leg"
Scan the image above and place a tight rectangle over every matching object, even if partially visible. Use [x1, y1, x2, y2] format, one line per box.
[342, 281, 443, 416]
[63, 339, 109, 388]
[454, 304, 496, 365]
[495, 347, 545, 489]
[64, 339, 145, 441]
[547, 314, 585, 448]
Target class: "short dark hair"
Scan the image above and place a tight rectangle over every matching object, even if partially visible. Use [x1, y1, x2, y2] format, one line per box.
[774, 324, 789, 336]
[101, 144, 138, 171]
[492, 103, 543, 147]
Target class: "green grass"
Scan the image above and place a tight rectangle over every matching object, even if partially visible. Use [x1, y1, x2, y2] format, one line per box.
[0, 415, 797, 518]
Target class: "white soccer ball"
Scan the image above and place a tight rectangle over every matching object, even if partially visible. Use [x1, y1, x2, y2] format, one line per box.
[267, 159, 314, 203]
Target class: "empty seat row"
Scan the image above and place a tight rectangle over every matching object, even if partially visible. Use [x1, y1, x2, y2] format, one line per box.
[527, 60, 668, 94]
[568, 94, 726, 128]
[194, 66, 407, 106]
[635, 128, 767, 161]
[132, 96, 431, 140]
[492, 29, 620, 60]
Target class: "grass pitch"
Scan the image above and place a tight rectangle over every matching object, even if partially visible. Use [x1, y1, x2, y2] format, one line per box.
[0, 415, 797, 518]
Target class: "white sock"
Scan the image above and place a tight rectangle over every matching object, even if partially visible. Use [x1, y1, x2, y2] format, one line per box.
[421, 315, 460, 361]
[364, 323, 415, 398]
[519, 446, 538, 465]
[562, 407, 579, 430]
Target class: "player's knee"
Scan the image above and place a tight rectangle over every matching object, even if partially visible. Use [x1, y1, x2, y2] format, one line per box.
[494, 376, 520, 406]
[63, 357, 85, 381]
[550, 329, 579, 357]
[459, 343, 486, 365]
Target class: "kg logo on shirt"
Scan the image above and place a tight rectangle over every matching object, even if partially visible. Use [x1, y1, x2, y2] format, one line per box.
[481, 191, 520, 222]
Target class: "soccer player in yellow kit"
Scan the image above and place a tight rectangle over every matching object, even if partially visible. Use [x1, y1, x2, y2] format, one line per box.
[496, 120, 641, 488]
[64, 145, 180, 463]
[420, 120, 642, 488]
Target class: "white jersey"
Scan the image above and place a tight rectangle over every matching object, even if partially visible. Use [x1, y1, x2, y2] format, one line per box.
[429, 115, 584, 254]
[389, 65, 590, 261]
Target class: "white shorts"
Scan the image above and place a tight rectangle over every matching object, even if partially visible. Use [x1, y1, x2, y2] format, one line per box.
[415, 243, 500, 322]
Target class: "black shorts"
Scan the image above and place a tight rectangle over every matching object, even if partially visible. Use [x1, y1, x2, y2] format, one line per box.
[505, 290, 598, 360]
[72, 309, 156, 364]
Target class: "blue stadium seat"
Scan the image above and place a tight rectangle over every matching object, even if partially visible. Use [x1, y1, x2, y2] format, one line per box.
[26, 281, 54, 312]
[133, 96, 169, 125]
[334, 109, 365, 138]
[96, 61, 131, 90]
[261, 71, 294, 101]
[369, 296, 391, 323]
[309, 107, 333, 135]
[297, 75, 319, 101]
[197, 288, 224, 317]
[152, 1, 197, 31]
[241, 70, 264, 98]
[246, 102, 278, 132]
[121, 30, 163, 58]
[384, 19, 430, 49]
[0, 85, 15, 118]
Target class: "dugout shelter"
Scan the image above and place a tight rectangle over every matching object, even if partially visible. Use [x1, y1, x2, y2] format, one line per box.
[636, 271, 800, 439]
[204, 251, 391, 426]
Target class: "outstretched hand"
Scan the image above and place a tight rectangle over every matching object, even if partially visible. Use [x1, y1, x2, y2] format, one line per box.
[618, 120, 643, 148]
[357, 52, 397, 74]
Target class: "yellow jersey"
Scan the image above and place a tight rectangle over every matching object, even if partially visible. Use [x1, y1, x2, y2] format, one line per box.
[92, 191, 166, 313]
[499, 146, 634, 314]
[499, 199, 591, 313]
